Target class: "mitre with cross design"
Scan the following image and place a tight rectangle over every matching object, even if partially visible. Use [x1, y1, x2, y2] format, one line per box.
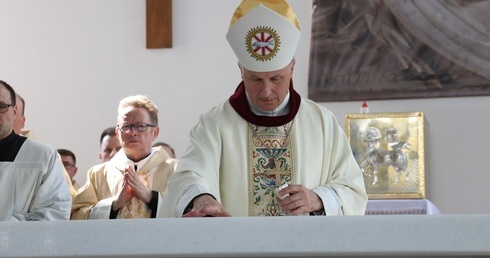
[226, 0, 301, 72]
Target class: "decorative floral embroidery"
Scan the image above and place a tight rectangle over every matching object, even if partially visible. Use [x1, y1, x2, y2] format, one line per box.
[248, 122, 294, 216]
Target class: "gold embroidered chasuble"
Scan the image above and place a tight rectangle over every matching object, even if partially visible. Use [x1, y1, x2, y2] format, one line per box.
[117, 169, 151, 218]
[71, 146, 177, 220]
[249, 122, 294, 216]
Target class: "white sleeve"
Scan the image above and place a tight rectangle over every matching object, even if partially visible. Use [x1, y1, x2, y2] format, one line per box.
[88, 197, 116, 219]
[176, 184, 212, 217]
[313, 186, 343, 216]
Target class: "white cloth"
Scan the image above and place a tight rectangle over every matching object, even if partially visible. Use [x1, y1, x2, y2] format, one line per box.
[0, 139, 72, 221]
[365, 199, 441, 215]
[161, 97, 367, 217]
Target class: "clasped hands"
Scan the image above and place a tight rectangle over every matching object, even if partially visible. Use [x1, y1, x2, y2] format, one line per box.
[182, 184, 323, 217]
[113, 165, 152, 211]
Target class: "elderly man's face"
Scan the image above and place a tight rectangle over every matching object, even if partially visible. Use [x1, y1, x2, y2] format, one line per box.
[241, 60, 295, 112]
[0, 85, 16, 140]
[116, 106, 159, 162]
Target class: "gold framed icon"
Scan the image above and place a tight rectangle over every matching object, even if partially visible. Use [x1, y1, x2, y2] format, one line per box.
[345, 112, 425, 199]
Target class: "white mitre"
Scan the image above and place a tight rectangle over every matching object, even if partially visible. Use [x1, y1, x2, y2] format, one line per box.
[226, 0, 301, 72]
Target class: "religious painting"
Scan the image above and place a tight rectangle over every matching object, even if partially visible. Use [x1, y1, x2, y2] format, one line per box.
[308, 0, 490, 102]
[345, 112, 425, 199]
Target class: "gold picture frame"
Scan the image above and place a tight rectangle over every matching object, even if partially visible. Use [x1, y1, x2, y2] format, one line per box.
[345, 112, 425, 199]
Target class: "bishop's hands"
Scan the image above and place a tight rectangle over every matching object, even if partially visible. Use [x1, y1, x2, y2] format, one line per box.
[179, 185, 323, 217]
[113, 165, 152, 211]
[182, 194, 231, 218]
[276, 184, 323, 216]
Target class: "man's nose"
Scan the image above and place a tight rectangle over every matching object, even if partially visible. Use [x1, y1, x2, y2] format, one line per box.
[262, 80, 273, 96]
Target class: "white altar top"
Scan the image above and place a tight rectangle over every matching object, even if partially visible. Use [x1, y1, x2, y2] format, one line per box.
[1, 215, 489, 257]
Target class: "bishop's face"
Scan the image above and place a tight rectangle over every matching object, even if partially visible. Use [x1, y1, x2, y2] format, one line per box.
[116, 106, 159, 162]
[240, 60, 295, 112]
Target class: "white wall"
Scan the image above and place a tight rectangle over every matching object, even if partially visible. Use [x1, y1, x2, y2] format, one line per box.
[1, 0, 489, 214]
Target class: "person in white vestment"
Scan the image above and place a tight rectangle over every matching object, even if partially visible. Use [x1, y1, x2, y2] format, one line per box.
[0, 80, 71, 221]
[160, 0, 367, 218]
[12, 91, 78, 197]
[14, 89, 78, 197]
[71, 95, 178, 219]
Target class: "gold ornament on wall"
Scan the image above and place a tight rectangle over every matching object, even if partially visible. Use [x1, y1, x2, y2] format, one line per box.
[345, 112, 425, 199]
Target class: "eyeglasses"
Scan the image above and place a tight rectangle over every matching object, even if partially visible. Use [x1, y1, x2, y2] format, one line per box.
[62, 162, 76, 169]
[0, 103, 13, 113]
[117, 123, 156, 133]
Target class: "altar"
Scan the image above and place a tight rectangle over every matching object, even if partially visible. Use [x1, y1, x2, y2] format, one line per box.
[1, 215, 488, 257]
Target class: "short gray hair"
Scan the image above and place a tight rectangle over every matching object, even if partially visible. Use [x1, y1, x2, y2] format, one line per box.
[117, 95, 158, 125]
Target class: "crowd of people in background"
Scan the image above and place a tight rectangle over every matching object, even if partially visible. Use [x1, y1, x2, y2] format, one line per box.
[0, 0, 367, 222]
[1, 79, 178, 221]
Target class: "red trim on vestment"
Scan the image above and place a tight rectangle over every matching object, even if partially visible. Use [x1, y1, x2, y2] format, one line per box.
[228, 81, 300, 127]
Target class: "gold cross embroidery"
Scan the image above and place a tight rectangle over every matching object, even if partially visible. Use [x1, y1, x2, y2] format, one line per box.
[265, 159, 289, 187]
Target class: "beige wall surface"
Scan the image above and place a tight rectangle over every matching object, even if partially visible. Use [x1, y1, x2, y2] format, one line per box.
[1, 0, 489, 214]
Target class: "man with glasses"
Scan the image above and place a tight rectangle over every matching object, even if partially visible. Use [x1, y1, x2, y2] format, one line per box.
[71, 95, 178, 219]
[58, 149, 80, 190]
[0, 80, 71, 221]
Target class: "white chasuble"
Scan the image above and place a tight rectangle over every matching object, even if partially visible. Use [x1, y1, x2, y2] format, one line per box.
[249, 122, 294, 216]
[0, 139, 71, 221]
[160, 84, 368, 217]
